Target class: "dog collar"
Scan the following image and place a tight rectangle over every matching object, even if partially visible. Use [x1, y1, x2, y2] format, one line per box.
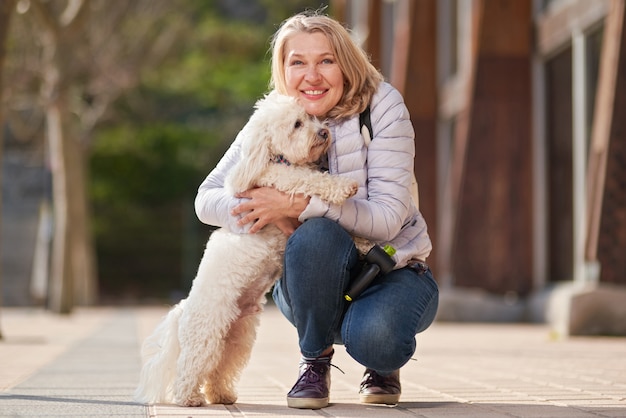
[272, 154, 291, 166]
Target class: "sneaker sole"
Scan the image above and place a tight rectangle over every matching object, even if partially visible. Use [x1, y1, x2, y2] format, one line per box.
[287, 396, 329, 409]
[359, 393, 400, 405]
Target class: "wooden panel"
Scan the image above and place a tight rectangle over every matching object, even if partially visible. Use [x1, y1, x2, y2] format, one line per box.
[591, 1, 626, 284]
[479, 0, 534, 55]
[366, 0, 383, 72]
[452, 0, 534, 295]
[402, 0, 438, 271]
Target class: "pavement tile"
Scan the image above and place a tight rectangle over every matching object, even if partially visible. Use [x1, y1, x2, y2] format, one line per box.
[475, 404, 602, 417]
[1, 305, 625, 417]
[0, 308, 144, 417]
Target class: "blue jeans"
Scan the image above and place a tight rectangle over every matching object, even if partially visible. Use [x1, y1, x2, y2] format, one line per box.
[272, 217, 439, 375]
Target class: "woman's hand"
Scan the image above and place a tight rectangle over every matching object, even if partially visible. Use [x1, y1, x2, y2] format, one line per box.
[231, 187, 310, 236]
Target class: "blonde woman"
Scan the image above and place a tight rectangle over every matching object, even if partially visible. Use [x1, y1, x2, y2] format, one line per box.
[195, 10, 439, 409]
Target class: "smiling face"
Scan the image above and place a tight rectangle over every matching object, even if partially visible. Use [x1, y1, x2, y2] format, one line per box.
[283, 32, 345, 118]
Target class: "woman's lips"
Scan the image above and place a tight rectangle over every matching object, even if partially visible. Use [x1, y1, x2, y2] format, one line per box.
[302, 89, 328, 98]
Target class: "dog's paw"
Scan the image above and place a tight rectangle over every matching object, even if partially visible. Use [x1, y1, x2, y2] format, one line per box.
[207, 391, 237, 405]
[338, 177, 359, 197]
[345, 181, 359, 198]
[178, 393, 207, 407]
[324, 178, 358, 204]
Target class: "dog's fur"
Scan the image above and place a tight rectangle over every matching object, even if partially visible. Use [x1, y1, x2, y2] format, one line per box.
[134, 92, 359, 407]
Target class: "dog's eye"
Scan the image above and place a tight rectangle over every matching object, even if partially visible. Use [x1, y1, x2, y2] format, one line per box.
[294, 120, 302, 129]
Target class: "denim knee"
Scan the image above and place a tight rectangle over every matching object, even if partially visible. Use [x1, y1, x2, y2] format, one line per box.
[286, 218, 351, 258]
[340, 268, 439, 373]
[343, 320, 416, 373]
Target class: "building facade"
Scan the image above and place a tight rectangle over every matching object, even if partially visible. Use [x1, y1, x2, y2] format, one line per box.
[333, 0, 626, 333]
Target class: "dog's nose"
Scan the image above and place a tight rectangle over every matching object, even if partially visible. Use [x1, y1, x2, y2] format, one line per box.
[317, 128, 329, 141]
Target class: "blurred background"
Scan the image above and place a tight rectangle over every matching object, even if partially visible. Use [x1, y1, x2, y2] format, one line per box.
[1, 0, 625, 336]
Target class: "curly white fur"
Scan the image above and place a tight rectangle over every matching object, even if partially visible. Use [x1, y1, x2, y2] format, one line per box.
[134, 92, 358, 407]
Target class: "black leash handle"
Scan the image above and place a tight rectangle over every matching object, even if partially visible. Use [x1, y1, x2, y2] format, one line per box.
[344, 244, 396, 302]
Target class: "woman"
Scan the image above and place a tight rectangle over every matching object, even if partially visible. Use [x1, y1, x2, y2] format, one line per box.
[195, 11, 439, 409]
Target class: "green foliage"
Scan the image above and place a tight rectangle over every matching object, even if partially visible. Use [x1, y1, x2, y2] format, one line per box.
[91, 123, 212, 206]
[90, 121, 217, 301]
[143, 17, 272, 109]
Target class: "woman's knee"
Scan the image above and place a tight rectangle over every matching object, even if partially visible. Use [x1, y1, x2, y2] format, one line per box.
[344, 321, 415, 372]
[289, 218, 350, 247]
[285, 218, 356, 264]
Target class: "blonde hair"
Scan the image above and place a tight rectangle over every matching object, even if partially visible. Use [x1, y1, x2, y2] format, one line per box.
[270, 11, 384, 119]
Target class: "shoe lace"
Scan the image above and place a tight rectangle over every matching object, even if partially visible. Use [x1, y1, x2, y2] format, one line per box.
[296, 358, 344, 386]
[362, 369, 385, 387]
[361, 369, 398, 390]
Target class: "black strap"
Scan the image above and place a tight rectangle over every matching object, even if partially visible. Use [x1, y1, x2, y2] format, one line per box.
[359, 105, 372, 138]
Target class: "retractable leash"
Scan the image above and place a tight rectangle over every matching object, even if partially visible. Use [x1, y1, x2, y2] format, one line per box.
[344, 244, 396, 301]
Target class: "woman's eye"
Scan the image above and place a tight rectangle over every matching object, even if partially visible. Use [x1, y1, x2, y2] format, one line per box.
[321, 58, 334, 64]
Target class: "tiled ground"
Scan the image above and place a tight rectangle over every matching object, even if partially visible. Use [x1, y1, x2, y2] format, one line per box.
[1, 306, 625, 417]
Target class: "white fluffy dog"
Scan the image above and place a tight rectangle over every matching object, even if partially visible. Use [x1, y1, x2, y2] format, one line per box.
[134, 92, 359, 407]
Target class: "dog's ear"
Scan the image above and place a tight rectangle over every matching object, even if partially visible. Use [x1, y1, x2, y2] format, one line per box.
[227, 91, 284, 193]
[227, 130, 273, 193]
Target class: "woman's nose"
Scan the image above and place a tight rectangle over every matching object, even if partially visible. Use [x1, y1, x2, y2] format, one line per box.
[305, 65, 322, 83]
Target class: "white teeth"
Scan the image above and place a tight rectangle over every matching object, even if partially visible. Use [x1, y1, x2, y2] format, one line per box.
[304, 90, 324, 95]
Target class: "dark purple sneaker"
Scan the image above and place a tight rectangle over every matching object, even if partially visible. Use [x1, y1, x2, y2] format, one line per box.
[359, 368, 401, 404]
[286, 351, 334, 409]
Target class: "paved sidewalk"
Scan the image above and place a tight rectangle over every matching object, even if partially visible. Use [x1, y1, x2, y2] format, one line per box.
[0, 305, 625, 417]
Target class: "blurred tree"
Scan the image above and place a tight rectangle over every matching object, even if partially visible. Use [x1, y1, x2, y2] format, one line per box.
[0, 0, 18, 339]
[5, 0, 188, 313]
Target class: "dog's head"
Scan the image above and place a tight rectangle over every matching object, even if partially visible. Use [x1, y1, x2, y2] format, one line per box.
[227, 91, 330, 193]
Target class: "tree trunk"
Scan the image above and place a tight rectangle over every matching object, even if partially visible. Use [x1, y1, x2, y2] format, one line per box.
[69, 135, 97, 305]
[45, 80, 97, 313]
[36, 0, 97, 313]
[46, 100, 74, 314]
